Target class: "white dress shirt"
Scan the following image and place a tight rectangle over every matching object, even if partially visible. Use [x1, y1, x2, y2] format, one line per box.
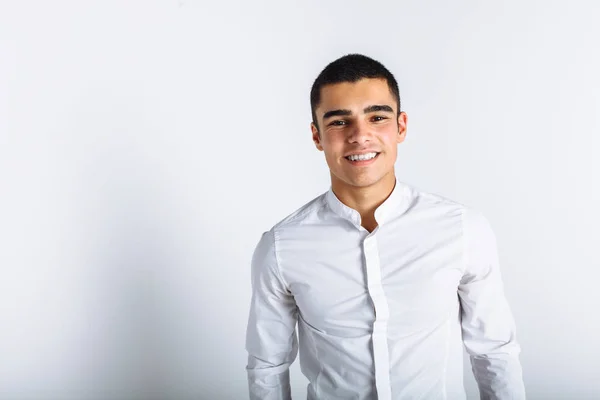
[245, 178, 526, 400]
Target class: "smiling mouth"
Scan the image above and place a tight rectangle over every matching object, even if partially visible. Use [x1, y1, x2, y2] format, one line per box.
[345, 152, 380, 161]
[344, 152, 381, 164]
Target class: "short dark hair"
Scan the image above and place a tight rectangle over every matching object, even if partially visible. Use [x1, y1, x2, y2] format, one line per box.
[310, 53, 401, 133]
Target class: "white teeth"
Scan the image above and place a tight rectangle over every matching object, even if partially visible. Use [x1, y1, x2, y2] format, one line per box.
[347, 152, 377, 161]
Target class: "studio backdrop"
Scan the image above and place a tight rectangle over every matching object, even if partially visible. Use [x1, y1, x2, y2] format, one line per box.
[1, 0, 598, 399]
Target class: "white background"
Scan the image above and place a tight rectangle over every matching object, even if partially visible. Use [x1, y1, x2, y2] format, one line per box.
[1, 1, 599, 399]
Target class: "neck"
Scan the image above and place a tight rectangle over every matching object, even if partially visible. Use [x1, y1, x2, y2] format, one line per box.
[330, 171, 397, 225]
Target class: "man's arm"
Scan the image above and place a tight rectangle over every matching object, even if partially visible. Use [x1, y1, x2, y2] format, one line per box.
[458, 208, 526, 399]
[245, 229, 298, 400]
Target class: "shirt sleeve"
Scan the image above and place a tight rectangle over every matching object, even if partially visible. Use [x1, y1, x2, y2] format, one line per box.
[459, 208, 526, 399]
[245, 229, 299, 400]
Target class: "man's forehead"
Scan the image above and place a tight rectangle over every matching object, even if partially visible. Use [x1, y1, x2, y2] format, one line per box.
[317, 79, 396, 113]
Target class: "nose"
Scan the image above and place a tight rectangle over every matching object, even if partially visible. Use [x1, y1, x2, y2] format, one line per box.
[348, 118, 373, 145]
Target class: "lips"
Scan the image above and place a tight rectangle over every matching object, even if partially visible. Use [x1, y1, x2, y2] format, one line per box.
[344, 152, 380, 165]
[344, 152, 380, 161]
[344, 150, 380, 158]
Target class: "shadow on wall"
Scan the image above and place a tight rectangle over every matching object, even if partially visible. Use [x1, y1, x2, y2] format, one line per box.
[63, 89, 226, 400]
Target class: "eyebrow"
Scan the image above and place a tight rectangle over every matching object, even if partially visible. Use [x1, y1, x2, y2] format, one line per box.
[322, 104, 394, 120]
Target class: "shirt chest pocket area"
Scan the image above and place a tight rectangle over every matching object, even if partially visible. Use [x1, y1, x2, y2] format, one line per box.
[385, 268, 462, 332]
[291, 279, 375, 338]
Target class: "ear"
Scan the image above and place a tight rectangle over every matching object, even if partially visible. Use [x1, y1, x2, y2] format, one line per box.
[311, 122, 324, 151]
[396, 112, 407, 144]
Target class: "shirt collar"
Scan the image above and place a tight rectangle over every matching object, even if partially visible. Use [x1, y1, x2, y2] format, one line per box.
[324, 177, 413, 229]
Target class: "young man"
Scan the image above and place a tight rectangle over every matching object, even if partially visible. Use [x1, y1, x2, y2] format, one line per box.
[245, 54, 526, 400]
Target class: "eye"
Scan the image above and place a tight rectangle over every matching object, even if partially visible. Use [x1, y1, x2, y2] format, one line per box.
[329, 120, 347, 126]
[372, 115, 388, 122]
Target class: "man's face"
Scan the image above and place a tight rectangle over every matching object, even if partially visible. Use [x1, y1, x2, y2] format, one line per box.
[311, 78, 407, 190]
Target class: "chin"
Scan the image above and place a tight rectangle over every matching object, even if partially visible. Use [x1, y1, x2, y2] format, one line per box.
[330, 166, 392, 187]
[343, 175, 383, 188]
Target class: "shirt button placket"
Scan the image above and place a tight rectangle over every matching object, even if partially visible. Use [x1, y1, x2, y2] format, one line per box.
[363, 234, 392, 400]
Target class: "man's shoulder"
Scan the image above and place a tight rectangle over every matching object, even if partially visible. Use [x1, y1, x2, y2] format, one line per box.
[403, 180, 468, 212]
[406, 182, 492, 230]
[270, 191, 328, 231]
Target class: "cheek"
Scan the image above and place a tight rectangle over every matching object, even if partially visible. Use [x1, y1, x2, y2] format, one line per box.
[381, 135, 399, 158]
[322, 138, 344, 156]
[384, 129, 401, 146]
[382, 124, 399, 136]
